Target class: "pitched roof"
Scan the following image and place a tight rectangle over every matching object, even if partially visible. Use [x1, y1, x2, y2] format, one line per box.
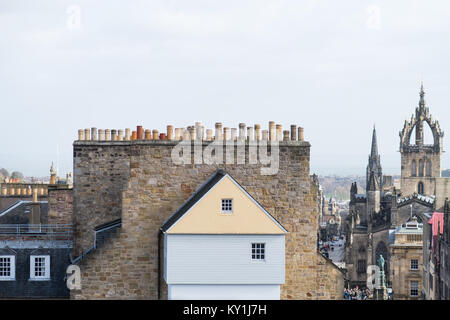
[160, 169, 287, 234]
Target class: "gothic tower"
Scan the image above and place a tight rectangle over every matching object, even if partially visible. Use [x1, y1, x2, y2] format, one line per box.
[367, 126, 383, 188]
[399, 83, 444, 196]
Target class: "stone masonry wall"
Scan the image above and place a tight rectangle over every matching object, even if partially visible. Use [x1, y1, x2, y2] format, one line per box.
[72, 140, 343, 300]
[48, 188, 73, 225]
[73, 144, 130, 256]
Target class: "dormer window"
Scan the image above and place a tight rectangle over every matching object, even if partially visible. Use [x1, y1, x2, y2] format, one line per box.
[221, 199, 233, 213]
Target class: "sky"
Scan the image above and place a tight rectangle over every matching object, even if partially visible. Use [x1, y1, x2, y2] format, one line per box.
[1, 0, 450, 177]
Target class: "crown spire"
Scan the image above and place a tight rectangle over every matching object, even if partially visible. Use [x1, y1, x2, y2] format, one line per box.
[419, 81, 426, 109]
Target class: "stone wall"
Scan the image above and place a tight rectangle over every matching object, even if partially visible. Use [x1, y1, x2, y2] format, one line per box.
[48, 188, 73, 225]
[72, 140, 344, 300]
[73, 144, 130, 256]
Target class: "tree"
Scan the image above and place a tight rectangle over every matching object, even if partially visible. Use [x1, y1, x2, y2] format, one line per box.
[0, 168, 9, 178]
[10, 171, 24, 180]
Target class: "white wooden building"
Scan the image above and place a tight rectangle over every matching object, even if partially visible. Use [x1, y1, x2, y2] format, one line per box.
[161, 170, 287, 300]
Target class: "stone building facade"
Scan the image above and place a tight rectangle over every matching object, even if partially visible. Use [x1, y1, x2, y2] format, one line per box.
[70, 122, 344, 300]
[345, 85, 444, 293]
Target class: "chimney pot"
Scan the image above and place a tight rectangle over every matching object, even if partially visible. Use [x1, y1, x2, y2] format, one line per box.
[144, 129, 152, 140]
[105, 129, 111, 141]
[290, 125, 297, 141]
[125, 128, 131, 140]
[91, 128, 98, 141]
[84, 129, 91, 141]
[78, 129, 84, 141]
[137, 126, 143, 140]
[152, 129, 159, 140]
[254, 124, 261, 141]
[131, 131, 137, 140]
[167, 125, 174, 140]
[298, 127, 304, 141]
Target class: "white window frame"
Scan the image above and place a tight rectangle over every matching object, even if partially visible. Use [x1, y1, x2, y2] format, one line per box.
[410, 259, 419, 270]
[0, 255, 15, 281]
[410, 280, 419, 297]
[30, 255, 50, 281]
[221, 199, 233, 214]
[251, 243, 266, 262]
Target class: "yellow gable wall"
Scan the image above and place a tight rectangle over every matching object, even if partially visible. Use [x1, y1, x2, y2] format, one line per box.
[167, 175, 286, 234]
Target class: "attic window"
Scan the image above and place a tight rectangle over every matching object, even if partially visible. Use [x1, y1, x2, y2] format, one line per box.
[0, 256, 15, 281]
[221, 199, 233, 213]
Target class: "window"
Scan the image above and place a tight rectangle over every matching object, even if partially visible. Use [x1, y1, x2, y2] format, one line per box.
[410, 259, 419, 270]
[410, 280, 419, 297]
[357, 260, 366, 273]
[0, 256, 15, 280]
[221, 199, 233, 213]
[418, 182, 424, 195]
[251, 243, 265, 261]
[411, 160, 417, 177]
[30, 255, 50, 280]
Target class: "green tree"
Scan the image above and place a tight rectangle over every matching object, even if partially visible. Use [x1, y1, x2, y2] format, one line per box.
[10, 171, 24, 180]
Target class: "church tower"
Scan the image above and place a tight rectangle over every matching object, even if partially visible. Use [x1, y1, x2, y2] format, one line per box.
[367, 126, 383, 189]
[399, 83, 444, 196]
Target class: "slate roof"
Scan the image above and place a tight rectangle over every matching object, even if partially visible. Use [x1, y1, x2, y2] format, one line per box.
[0, 200, 48, 224]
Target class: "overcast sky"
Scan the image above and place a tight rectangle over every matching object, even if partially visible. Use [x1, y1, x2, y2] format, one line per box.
[1, 0, 450, 177]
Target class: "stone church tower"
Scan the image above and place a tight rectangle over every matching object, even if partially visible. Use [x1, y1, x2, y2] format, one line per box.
[399, 84, 444, 196]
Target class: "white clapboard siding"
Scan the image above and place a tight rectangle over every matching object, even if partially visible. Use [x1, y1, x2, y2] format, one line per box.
[168, 284, 280, 300]
[165, 234, 285, 284]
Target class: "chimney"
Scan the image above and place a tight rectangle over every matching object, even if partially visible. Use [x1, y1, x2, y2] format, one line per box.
[160, 133, 167, 140]
[262, 130, 268, 141]
[105, 129, 111, 141]
[152, 130, 159, 140]
[254, 124, 261, 141]
[30, 190, 41, 228]
[283, 130, 290, 141]
[231, 128, 237, 141]
[276, 124, 282, 141]
[137, 126, 143, 140]
[239, 123, 246, 141]
[247, 126, 254, 142]
[78, 129, 84, 141]
[98, 129, 105, 141]
[32, 188, 38, 203]
[182, 129, 190, 141]
[290, 125, 297, 141]
[269, 121, 275, 141]
[131, 131, 137, 140]
[111, 129, 117, 141]
[145, 129, 152, 140]
[215, 123, 223, 141]
[195, 122, 202, 140]
[224, 127, 231, 141]
[91, 128, 97, 141]
[167, 125, 174, 140]
[206, 129, 213, 141]
[1, 187, 7, 196]
[298, 127, 304, 141]
[125, 128, 131, 140]
[175, 128, 181, 140]
[118, 129, 124, 141]
[84, 129, 90, 141]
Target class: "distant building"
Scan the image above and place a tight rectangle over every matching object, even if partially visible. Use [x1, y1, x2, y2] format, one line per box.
[0, 164, 73, 299]
[389, 216, 423, 300]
